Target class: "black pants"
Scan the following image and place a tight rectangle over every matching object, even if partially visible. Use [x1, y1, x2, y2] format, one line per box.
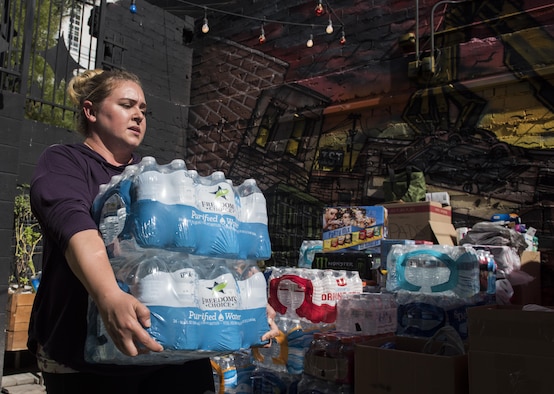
[42, 358, 215, 394]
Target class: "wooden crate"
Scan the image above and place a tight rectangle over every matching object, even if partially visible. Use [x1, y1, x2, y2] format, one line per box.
[5, 292, 35, 351]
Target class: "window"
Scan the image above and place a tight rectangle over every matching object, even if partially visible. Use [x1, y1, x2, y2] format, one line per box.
[255, 104, 282, 148]
[285, 116, 308, 156]
[68, 4, 83, 54]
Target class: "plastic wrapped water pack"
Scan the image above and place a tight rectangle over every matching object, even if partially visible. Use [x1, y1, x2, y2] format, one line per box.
[92, 156, 271, 260]
[386, 244, 480, 299]
[267, 267, 363, 325]
[85, 252, 269, 365]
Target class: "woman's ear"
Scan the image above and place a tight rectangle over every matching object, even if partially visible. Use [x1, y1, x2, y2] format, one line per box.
[83, 100, 96, 122]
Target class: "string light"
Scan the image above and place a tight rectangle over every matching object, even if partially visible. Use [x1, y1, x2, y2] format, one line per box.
[129, 0, 137, 14]
[315, 1, 325, 16]
[178, 1, 346, 47]
[326, 16, 333, 34]
[201, 8, 209, 33]
[307, 34, 314, 48]
[259, 24, 266, 44]
[340, 30, 346, 45]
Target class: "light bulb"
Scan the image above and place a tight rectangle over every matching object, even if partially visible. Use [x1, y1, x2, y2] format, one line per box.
[326, 19, 333, 34]
[202, 18, 209, 33]
[307, 34, 314, 48]
[315, 2, 324, 16]
[129, 0, 137, 14]
[340, 31, 346, 45]
[259, 26, 266, 43]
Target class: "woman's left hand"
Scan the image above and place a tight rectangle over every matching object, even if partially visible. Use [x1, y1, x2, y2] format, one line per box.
[261, 304, 280, 347]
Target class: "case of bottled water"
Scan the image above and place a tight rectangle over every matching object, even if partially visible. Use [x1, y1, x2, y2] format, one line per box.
[267, 267, 364, 325]
[92, 157, 271, 260]
[385, 244, 480, 299]
[86, 157, 273, 365]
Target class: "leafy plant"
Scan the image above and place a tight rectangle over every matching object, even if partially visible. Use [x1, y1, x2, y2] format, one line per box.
[12, 185, 42, 288]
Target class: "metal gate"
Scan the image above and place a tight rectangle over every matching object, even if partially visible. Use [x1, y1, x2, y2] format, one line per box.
[0, 0, 105, 125]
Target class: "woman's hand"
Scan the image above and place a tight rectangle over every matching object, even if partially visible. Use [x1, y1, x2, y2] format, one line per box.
[65, 230, 163, 356]
[97, 290, 163, 356]
[261, 304, 280, 347]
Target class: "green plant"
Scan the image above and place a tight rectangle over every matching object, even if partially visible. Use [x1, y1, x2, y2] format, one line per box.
[12, 185, 42, 288]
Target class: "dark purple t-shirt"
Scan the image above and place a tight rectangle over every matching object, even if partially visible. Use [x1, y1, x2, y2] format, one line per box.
[28, 143, 147, 373]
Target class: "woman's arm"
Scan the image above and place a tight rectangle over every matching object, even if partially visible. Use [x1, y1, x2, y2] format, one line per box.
[65, 229, 163, 356]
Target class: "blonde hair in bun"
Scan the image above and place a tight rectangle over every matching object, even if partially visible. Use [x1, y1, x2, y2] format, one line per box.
[67, 68, 142, 136]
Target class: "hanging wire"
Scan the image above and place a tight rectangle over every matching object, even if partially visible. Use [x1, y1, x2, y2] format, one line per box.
[177, 0, 344, 32]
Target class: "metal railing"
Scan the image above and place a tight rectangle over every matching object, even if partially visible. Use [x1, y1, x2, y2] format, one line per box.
[1, 0, 100, 126]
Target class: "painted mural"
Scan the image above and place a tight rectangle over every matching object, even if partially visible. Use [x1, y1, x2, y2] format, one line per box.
[184, 0, 554, 265]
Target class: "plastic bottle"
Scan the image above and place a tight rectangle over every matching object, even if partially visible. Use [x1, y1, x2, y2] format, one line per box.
[236, 179, 271, 260]
[93, 164, 138, 246]
[250, 367, 288, 393]
[168, 254, 198, 307]
[197, 258, 242, 350]
[286, 318, 306, 375]
[194, 171, 239, 257]
[221, 355, 238, 392]
[211, 356, 225, 394]
[336, 335, 356, 386]
[128, 252, 172, 305]
[127, 252, 177, 348]
[233, 350, 256, 394]
[132, 157, 172, 248]
[167, 160, 198, 252]
[254, 316, 288, 373]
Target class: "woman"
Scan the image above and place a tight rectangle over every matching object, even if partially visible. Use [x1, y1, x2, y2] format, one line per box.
[28, 69, 277, 393]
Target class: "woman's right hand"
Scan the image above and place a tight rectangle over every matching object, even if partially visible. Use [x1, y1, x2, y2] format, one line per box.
[96, 289, 163, 356]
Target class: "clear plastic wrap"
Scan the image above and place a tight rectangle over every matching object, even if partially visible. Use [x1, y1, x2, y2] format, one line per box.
[385, 244, 480, 299]
[92, 156, 271, 260]
[267, 267, 363, 325]
[87, 157, 273, 365]
[85, 253, 269, 365]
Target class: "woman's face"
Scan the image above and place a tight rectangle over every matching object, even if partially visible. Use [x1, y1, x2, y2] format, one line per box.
[87, 80, 147, 151]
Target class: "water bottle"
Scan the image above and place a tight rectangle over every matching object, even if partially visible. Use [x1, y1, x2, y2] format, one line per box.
[132, 157, 172, 248]
[166, 160, 198, 252]
[251, 367, 288, 394]
[211, 356, 225, 394]
[286, 318, 306, 375]
[222, 355, 238, 392]
[197, 258, 242, 351]
[194, 171, 239, 257]
[237, 179, 271, 260]
[168, 254, 198, 307]
[233, 350, 255, 394]
[93, 165, 138, 247]
[253, 316, 288, 373]
[127, 252, 177, 348]
[128, 252, 172, 305]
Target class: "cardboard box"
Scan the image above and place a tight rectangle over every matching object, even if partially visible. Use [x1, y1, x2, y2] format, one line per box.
[382, 201, 457, 245]
[355, 336, 468, 394]
[511, 251, 541, 305]
[467, 304, 554, 357]
[468, 350, 554, 394]
[467, 304, 554, 393]
[323, 206, 387, 252]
